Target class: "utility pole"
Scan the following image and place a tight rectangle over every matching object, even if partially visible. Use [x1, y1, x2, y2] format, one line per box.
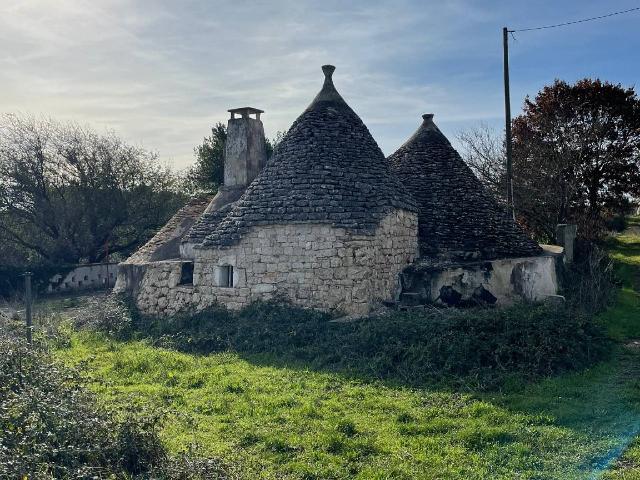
[24, 272, 33, 344]
[503, 26, 515, 220]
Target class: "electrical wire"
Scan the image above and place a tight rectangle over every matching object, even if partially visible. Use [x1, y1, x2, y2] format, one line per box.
[509, 6, 640, 32]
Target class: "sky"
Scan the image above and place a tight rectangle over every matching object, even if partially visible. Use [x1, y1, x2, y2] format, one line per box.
[1, 0, 639, 170]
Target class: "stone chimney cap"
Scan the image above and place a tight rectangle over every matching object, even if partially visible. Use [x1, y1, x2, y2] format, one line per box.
[228, 107, 264, 119]
[228, 107, 264, 114]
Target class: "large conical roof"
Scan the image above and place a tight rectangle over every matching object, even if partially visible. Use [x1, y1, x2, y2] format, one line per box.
[197, 66, 416, 248]
[388, 114, 541, 260]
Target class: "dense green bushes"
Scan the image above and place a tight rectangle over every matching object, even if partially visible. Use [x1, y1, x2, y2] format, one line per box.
[0, 318, 232, 479]
[98, 297, 609, 390]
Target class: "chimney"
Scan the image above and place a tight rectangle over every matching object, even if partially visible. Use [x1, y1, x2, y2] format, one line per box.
[224, 107, 267, 188]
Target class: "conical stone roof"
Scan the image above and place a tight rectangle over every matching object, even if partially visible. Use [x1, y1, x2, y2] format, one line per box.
[196, 66, 417, 248]
[388, 114, 541, 260]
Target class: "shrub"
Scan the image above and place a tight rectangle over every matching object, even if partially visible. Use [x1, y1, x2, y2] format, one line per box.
[605, 215, 628, 233]
[106, 300, 609, 390]
[0, 264, 74, 299]
[0, 323, 232, 479]
[74, 293, 134, 337]
[563, 242, 617, 315]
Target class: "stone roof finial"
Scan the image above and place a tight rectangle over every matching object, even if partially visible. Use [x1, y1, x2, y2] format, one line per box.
[322, 65, 336, 82]
[308, 64, 345, 108]
[422, 113, 434, 121]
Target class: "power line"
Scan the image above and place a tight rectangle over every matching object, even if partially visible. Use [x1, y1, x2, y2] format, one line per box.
[510, 6, 640, 32]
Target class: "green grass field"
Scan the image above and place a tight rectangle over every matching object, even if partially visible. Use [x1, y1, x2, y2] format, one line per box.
[599, 217, 640, 479]
[56, 221, 640, 479]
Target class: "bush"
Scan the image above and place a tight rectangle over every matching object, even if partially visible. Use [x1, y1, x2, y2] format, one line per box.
[114, 300, 608, 390]
[0, 320, 232, 479]
[74, 293, 134, 337]
[0, 264, 73, 299]
[605, 214, 628, 233]
[563, 241, 617, 315]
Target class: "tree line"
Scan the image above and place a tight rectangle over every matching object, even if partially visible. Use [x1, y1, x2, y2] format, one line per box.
[1, 77, 638, 281]
[0, 114, 284, 284]
[459, 78, 640, 241]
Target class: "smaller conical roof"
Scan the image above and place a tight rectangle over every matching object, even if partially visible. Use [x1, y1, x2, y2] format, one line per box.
[196, 66, 416, 248]
[388, 114, 541, 260]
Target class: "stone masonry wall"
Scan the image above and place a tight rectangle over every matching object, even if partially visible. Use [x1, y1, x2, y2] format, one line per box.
[134, 210, 418, 316]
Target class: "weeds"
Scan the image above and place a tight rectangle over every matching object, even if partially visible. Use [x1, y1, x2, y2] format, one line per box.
[94, 299, 609, 390]
[563, 241, 617, 315]
[0, 316, 233, 479]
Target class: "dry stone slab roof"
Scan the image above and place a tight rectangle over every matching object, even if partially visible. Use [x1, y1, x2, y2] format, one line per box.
[184, 203, 234, 246]
[388, 114, 541, 260]
[196, 65, 417, 249]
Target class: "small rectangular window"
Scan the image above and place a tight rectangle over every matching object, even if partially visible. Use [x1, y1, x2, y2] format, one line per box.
[219, 265, 234, 288]
[179, 262, 194, 285]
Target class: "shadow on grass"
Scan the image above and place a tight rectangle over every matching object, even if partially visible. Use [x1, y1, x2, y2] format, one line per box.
[123, 300, 609, 394]
[83, 298, 640, 480]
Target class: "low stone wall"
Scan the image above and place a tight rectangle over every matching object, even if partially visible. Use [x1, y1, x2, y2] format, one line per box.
[131, 209, 418, 316]
[400, 251, 561, 307]
[48, 263, 117, 293]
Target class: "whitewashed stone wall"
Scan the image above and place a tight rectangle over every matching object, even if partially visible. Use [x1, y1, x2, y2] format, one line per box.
[48, 263, 117, 293]
[134, 209, 418, 316]
[425, 254, 559, 305]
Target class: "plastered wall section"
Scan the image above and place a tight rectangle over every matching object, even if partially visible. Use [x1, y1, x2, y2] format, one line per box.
[134, 209, 418, 316]
[425, 254, 559, 304]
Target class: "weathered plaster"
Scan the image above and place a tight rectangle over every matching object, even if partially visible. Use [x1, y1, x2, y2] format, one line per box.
[401, 252, 560, 307]
[223, 113, 267, 188]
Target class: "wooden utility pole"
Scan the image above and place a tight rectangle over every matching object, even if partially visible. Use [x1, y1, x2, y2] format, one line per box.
[24, 272, 33, 344]
[503, 27, 515, 220]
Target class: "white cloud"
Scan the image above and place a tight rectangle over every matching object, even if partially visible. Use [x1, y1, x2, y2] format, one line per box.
[0, 0, 509, 167]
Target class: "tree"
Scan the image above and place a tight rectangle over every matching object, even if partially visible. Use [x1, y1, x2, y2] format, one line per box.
[185, 122, 227, 194]
[0, 114, 185, 265]
[457, 123, 506, 200]
[459, 79, 640, 241]
[185, 123, 286, 194]
[513, 79, 640, 239]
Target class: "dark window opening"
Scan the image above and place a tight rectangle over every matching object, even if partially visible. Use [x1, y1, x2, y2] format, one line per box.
[179, 262, 194, 285]
[220, 265, 234, 288]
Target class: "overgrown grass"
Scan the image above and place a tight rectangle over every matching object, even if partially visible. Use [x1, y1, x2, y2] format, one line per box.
[59, 329, 640, 479]
[0, 315, 233, 479]
[597, 218, 640, 478]
[111, 300, 606, 391]
[602, 218, 640, 342]
[51, 218, 640, 479]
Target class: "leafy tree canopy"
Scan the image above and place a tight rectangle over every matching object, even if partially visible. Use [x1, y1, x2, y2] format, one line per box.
[0, 114, 185, 266]
[185, 123, 285, 194]
[512, 78, 640, 239]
